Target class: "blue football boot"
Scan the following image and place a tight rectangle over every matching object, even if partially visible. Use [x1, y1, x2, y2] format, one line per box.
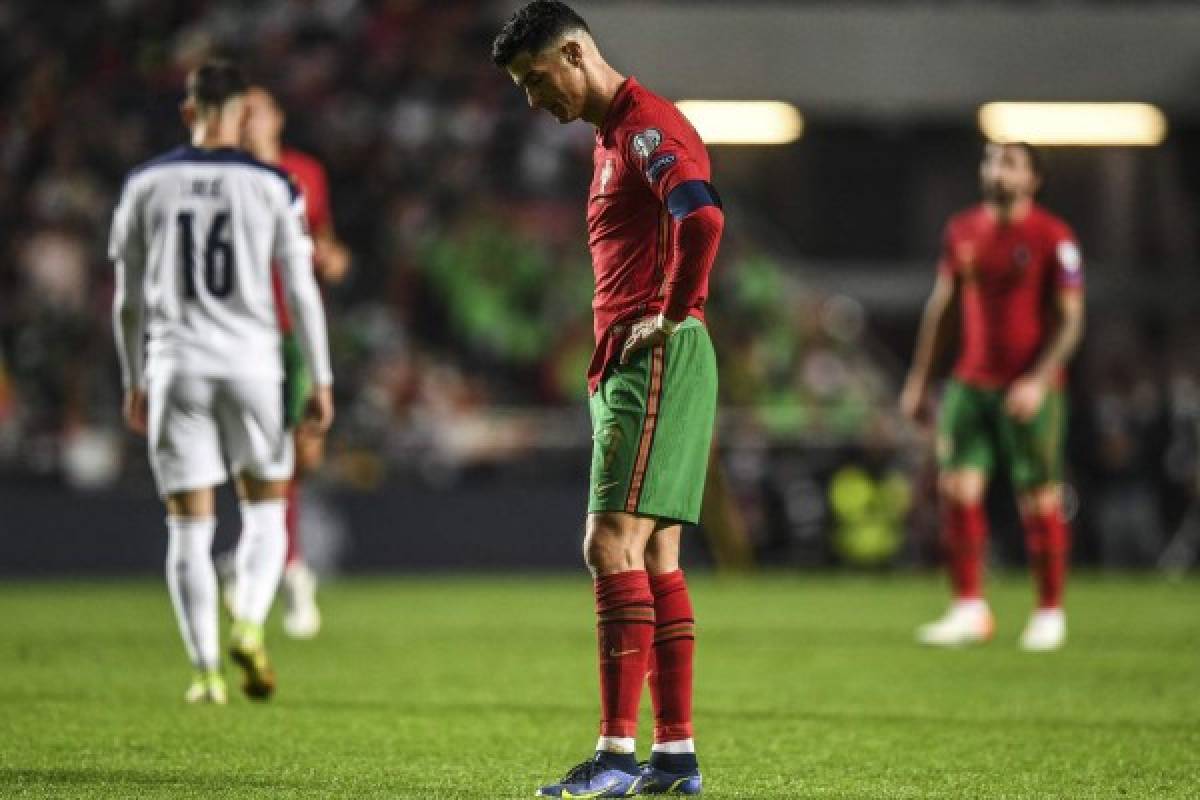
[536, 752, 643, 798]
[637, 754, 703, 795]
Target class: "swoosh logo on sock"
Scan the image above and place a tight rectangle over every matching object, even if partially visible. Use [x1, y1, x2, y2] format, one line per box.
[607, 648, 640, 657]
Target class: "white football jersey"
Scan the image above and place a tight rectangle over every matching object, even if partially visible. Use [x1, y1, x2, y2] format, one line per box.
[110, 145, 332, 388]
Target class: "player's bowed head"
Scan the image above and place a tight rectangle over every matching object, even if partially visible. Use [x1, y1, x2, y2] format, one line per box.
[492, 0, 624, 128]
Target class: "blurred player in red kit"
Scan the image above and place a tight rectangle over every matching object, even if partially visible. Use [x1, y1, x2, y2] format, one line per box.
[902, 142, 1085, 652]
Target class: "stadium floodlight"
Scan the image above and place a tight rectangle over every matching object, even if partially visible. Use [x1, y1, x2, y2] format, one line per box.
[675, 101, 804, 145]
[978, 102, 1167, 146]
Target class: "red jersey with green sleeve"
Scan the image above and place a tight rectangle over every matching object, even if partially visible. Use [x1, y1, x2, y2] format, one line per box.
[273, 148, 331, 333]
[586, 77, 713, 393]
[940, 203, 1083, 388]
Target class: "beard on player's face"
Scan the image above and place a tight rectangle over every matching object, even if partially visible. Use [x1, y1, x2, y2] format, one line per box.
[982, 175, 1035, 207]
[540, 72, 583, 123]
[980, 146, 1037, 206]
[982, 180, 1013, 204]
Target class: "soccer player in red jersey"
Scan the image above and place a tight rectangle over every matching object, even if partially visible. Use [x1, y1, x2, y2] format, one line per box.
[493, 2, 723, 796]
[234, 85, 350, 639]
[901, 142, 1085, 651]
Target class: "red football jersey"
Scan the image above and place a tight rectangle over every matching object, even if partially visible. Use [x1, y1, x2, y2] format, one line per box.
[939, 203, 1083, 388]
[273, 148, 332, 332]
[586, 77, 712, 393]
[279, 148, 332, 235]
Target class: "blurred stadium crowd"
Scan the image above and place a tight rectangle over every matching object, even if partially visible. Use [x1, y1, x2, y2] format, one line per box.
[1, 0, 1197, 569]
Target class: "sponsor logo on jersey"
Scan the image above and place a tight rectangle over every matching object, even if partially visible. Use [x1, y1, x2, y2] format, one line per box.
[630, 128, 662, 160]
[1013, 244, 1031, 268]
[644, 153, 676, 183]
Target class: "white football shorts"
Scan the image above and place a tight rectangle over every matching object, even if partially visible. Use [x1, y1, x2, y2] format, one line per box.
[146, 373, 294, 496]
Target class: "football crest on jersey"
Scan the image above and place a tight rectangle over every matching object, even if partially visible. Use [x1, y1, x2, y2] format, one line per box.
[1012, 244, 1031, 269]
[630, 128, 662, 160]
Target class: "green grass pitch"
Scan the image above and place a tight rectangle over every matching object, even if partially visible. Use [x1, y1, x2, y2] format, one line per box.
[1, 573, 1197, 798]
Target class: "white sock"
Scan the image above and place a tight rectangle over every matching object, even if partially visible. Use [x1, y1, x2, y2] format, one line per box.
[165, 516, 219, 671]
[956, 597, 989, 614]
[652, 739, 696, 754]
[233, 499, 288, 626]
[596, 736, 636, 755]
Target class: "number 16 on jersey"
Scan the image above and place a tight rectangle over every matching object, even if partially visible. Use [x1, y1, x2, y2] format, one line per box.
[177, 210, 236, 299]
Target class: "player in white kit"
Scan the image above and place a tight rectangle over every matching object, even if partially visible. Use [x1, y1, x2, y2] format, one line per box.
[109, 61, 334, 704]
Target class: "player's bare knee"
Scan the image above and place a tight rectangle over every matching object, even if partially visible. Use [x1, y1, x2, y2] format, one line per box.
[237, 474, 289, 504]
[165, 488, 215, 518]
[939, 472, 985, 507]
[584, 514, 641, 575]
[644, 547, 669, 575]
[584, 534, 629, 576]
[645, 523, 682, 575]
[1019, 484, 1061, 516]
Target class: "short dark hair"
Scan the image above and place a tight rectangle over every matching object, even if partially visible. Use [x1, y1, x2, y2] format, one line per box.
[186, 60, 248, 109]
[1007, 141, 1044, 179]
[491, 1, 590, 68]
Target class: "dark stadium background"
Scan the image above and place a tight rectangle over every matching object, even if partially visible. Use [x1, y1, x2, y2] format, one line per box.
[3, 0, 1200, 577]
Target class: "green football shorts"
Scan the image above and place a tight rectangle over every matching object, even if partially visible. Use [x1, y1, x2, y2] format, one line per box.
[282, 332, 313, 430]
[937, 378, 1066, 490]
[588, 317, 718, 524]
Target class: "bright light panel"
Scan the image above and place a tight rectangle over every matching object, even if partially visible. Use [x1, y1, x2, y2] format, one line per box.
[978, 102, 1167, 146]
[676, 101, 804, 145]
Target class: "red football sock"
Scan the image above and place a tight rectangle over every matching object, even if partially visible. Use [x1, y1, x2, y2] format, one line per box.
[648, 570, 695, 743]
[1024, 507, 1070, 609]
[285, 480, 302, 567]
[594, 570, 655, 739]
[942, 502, 987, 599]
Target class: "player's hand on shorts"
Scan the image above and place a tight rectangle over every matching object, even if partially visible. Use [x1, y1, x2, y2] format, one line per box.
[303, 385, 335, 435]
[620, 316, 668, 365]
[1005, 375, 1045, 422]
[123, 388, 148, 436]
[899, 376, 928, 424]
